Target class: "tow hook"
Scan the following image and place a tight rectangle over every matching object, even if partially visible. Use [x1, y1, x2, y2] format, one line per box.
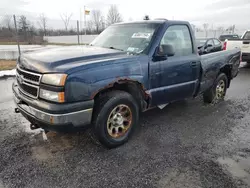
[30, 124, 40, 130]
[14, 108, 20, 113]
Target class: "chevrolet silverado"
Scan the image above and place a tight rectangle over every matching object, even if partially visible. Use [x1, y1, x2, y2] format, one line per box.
[13, 20, 241, 148]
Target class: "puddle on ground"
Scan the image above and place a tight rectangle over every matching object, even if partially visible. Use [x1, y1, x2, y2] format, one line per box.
[31, 131, 76, 162]
[158, 168, 202, 188]
[217, 155, 250, 186]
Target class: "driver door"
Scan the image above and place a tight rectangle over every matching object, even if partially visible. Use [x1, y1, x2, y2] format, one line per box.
[149, 24, 200, 106]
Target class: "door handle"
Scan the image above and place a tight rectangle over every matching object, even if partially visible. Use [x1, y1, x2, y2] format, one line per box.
[190, 62, 197, 67]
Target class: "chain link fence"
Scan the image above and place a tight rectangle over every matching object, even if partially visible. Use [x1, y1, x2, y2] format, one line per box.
[0, 14, 248, 45]
[194, 30, 246, 39]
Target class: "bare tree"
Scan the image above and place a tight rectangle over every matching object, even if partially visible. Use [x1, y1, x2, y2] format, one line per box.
[86, 20, 94, 33]
[38, 13, 48, 36]
[28, 24, 36, 43]
[203, 23, 209, 38]
[18, 15, 29, 29]
[92, 10, 103, 33]
[60, 13, 73, 31]
[106, 5, 123, 26]
[100, 16, 106, 31]
[1, 15, 13, 30]
[18, 15, 29, 40]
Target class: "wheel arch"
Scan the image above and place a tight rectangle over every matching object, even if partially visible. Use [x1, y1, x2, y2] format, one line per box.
[219, 65, 231, 88]
[91, 80, 150, 112]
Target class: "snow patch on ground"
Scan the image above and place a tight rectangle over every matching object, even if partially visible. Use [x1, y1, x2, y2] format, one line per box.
[0, 69, 16, 78]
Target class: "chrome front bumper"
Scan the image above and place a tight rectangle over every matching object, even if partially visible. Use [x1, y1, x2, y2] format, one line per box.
[13, 82, 93, 129]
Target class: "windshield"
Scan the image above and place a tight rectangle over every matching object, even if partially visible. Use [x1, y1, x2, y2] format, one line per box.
[90, 23, 160, 54]
[196, 39, 206, 47]
[243, 32, 250, 40]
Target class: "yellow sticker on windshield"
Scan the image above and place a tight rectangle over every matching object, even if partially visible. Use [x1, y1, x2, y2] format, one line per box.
[132, 33, 151, 39]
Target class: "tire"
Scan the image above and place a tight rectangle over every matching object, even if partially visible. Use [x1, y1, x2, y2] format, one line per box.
[203, 73, 228, 104]
[92, 90, 139, 148]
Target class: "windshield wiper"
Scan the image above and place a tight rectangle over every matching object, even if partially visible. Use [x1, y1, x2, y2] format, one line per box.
[107, 46, 124, 51]
[108, 47, 139, 55]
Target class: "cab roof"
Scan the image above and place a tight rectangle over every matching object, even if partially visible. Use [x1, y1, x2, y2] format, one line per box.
[114, 19, 190, 25]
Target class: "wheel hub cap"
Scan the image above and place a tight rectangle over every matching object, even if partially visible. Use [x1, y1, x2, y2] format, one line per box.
[107, 104, 132, 138]
[216, 80, 225, 99]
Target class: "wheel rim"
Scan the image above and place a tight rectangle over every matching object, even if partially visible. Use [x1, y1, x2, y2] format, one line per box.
[107, 104, 132, 139]
[215, 80, 225, 100]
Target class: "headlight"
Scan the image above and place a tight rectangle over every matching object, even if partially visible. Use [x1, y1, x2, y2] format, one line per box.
[39, 89, 65, 103]
[41, 74, 67, 86]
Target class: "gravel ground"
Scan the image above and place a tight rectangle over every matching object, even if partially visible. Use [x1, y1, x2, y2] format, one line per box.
[1, 64, 250, 188]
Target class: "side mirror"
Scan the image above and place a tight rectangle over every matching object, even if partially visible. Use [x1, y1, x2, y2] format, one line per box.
[156, 44, 175, 57]
[207, 44, 213, 48]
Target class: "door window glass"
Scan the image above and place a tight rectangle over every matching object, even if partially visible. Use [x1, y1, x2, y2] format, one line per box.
[206, 40, 214, 46]
[160, 25, 193, 56]
[213, 39, 221, 45]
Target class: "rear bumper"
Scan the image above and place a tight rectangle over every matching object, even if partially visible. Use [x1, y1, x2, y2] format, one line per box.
[13, 81, 94, 131]
[242, 53, 250, 62]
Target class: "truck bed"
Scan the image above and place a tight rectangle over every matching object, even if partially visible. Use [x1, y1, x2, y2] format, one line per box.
[199, 48, 241, 93]
[225, 39, 250, 53]
[224, 30, 250, 59]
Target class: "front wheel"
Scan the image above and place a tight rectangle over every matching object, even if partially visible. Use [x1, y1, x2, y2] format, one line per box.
[92, 91, 139, 148]
[203, 73, 228, 103]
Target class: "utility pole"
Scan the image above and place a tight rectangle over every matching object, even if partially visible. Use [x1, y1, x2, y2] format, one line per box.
[84, 6, 87, 35]
[13, 15, 21, 56]
[80, 8, 82, 43]
[77, 20, 80, 45]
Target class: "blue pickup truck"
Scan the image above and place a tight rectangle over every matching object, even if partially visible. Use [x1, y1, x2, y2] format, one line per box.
[13, 19, 241, 148]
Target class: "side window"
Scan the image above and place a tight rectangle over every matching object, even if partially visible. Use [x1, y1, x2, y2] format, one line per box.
[206, 40, 214, 46]
[213, 39, 221, 45]
[160, 25, 193, 56]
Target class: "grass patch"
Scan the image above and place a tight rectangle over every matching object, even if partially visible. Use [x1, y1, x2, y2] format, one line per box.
[0, 42, 30, 45]
[0, 60, 16, 70]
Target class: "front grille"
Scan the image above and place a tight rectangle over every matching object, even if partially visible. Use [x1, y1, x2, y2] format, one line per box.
[16, 67, 41, 84]
[16, 69, 40, 83]
[17, 80, 38, 97]
[16, 66, 41, 98]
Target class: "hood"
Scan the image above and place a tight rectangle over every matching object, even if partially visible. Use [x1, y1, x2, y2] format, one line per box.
[18, 45, 130, 73]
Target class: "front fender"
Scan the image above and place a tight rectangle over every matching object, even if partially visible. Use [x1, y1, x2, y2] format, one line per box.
[64, 56, 148, 102]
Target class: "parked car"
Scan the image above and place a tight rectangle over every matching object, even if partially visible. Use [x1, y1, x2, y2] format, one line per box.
[223, 30, 250, 63]
[219, 34, 240, 41]
[13, 20, 241, 148]
[197, 38, 223, 55]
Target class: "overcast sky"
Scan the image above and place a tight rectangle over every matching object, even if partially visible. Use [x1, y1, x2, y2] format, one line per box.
[0, 0, 250, 31]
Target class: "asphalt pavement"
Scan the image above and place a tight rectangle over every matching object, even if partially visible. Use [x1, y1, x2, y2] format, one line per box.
[1, 64, 250, 188]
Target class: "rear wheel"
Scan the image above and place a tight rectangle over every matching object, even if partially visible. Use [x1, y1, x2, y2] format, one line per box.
[92, 90, 139, 148]
[203, 73, 228, 103]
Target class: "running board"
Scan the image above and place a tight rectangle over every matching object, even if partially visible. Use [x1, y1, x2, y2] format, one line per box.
[157, 103, 169, 109]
